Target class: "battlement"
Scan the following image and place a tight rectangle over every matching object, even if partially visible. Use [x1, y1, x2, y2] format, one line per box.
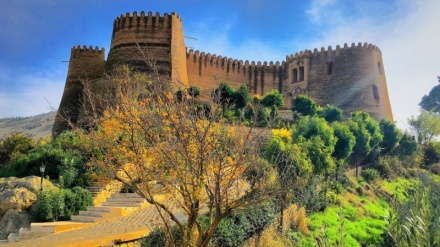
[286, 42, 382, 62]
[186, 49, 284, 72]
[112, 11, 181, 33]
[71, 45, 105, 55]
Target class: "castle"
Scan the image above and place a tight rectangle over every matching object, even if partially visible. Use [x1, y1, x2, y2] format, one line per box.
[53, 11, 393, 136]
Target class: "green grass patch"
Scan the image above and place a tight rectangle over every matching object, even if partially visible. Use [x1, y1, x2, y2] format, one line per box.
[379, 178, 418, 202]
[296, 192, 388, 246]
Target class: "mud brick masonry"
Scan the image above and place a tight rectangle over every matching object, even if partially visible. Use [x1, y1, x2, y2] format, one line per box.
[53, 11, 393, 136]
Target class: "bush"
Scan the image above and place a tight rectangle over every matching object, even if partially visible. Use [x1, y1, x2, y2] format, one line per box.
[293, 176, 328, 213]
[31, 189, 65, 222]
[362, 168, 380, 182]
[63, 187, 94, 218]
[140, 226, 182, 247]
[140, 202, 276, 247]
[0, 131, 90, 188]
[423, 142, 440, 166]
[429, 163, 440, 175]
[31, 187, 93, 222]
[372, 155, 409, 179]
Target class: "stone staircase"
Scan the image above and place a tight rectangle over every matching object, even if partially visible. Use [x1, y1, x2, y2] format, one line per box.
[71, 193, 146, 223]
[6, 193, 146, 243]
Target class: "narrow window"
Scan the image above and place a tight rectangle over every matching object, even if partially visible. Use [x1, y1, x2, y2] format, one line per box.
[292, 68, 298, 83]
[327, 62, 333, 75]
[377, 62, 382, 75]
[372, 85, 379, 100]
[299, 66, 304, 81]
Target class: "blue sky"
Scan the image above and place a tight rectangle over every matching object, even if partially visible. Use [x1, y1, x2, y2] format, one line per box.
[0, 0, 439, 130]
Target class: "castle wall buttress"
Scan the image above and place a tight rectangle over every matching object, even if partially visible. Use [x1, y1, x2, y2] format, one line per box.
[170, 13, 188, 85]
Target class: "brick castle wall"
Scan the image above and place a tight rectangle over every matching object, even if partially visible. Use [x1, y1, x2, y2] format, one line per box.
[53, 11, 393, 136]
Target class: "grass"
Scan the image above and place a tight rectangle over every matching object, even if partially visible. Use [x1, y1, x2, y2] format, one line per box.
[293, 176, 422, 246]
[296, 191, 388, 246]
[378, 177, 418, 202]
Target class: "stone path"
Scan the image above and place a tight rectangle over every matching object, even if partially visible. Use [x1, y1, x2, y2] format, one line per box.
[3, 201, 181, 247]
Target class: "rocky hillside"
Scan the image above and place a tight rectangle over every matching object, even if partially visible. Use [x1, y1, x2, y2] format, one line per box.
[0, 112, 56, 141]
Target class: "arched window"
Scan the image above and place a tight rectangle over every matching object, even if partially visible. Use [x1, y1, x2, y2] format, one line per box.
[377, 62, 383, 75]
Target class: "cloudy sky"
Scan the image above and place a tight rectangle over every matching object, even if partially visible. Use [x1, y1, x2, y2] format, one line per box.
[0, 0, 439, 130]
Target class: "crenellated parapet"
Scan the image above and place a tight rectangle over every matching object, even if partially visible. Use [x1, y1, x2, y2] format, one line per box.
[186, 49, 286, 73]
[107, 11, 185, 78]
[71, 45, 105, 54]
[186, 49, 287, 95]
[112, 11, 181, 34]
[286, 42, 381, 62]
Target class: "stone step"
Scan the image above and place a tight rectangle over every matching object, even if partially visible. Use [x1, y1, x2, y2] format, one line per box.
[86, 206, 113, 213]
[77, 210, 105, 217]
[0, 240, 9, 245]
[89, 182, 103, 186]
[71, 215, 100, 223]
[110, 193, 143, 198]
[102, 201, 143, 207]
[18, 227, 47, 239]
[7, 233, 19, 242]
[87, 187, 104, 193]
[106, 197, 146, 203]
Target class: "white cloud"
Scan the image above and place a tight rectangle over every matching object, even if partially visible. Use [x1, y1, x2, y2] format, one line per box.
[306, 0, 338, 24]
[0, 70, 65, 118]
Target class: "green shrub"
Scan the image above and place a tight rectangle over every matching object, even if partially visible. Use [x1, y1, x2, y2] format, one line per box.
[63, 187, 93, 219]
[430, 163, 440, 175]
[214, 215, 249, 247]
[0, 131, 89, 188]
[140, 202, 275, 247]
[31, 189, 65, 222]
[362, 168, 380, 182]
[294, 176, 328, 213]
[373, 155, 408, 178]
[31, 187, 93, 222]
[140, 226, 182, 247]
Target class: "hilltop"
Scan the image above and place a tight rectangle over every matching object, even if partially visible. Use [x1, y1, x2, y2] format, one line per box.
[0, 112, 55, 141]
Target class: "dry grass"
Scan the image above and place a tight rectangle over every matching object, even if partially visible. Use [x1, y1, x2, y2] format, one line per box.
[0, 111, 55, 141]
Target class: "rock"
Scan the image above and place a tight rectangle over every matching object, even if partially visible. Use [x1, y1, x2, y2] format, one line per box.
[0, 176, 55, 217]
[0, 209, 30, 239]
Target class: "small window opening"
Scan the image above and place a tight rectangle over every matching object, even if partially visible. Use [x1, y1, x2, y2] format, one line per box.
[377, 62, 382, 75]
[299, 66, 304, 81]
[372, 85, 380, 100]
[327, 62, 333, 75]
[292, 68, 298, 83]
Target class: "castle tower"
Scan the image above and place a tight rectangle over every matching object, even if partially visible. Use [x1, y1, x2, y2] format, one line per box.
[52, 46, 105, 137]
[106, 11, 188, 84]
[285, 43, 393, 120]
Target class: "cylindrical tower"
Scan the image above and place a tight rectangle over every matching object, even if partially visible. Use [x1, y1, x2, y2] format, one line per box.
[287, 42, 393, 121]
[52, 45, 105, 137]
[106, 11, 188, 84]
